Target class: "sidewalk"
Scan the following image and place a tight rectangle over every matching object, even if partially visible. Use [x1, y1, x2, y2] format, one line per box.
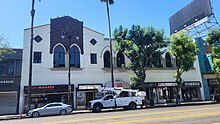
[0, 101, 216, 121]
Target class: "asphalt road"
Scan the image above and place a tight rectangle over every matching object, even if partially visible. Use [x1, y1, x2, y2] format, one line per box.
[2, 104, 220, 124]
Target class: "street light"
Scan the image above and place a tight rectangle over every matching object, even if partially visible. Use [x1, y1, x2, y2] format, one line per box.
[27, 0, 36, 112]
[61, 30, 79, 105]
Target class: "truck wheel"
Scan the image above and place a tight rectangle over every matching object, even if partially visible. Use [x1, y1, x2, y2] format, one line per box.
[123, 107, 129, 110]
[129, 102, 136, 110]
[92, 104, 102, 113]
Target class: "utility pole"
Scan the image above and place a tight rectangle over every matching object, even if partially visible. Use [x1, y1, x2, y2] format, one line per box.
[27, 0, 35, 112]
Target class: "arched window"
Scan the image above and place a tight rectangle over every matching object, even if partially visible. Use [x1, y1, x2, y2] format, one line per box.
[165, 53, 172, 68]
[70, 46, 80, 68]
[54, 45, 65, 68]
[117, 52, 125, 68]
[104, 51, 110, 68]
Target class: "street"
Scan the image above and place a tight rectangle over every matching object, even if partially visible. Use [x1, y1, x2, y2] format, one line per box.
[2, 104, 220, 124]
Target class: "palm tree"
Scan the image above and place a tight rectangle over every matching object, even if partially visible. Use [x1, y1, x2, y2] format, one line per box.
[100, 0, 115, 87]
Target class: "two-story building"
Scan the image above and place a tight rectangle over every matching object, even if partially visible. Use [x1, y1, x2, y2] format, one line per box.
[19, 16, 205, 113]
[0, 49, 22, 115]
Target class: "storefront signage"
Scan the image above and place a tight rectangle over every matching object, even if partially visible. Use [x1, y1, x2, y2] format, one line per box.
[144, 83, 157, 88]
[0, 80, 14, 84]
[78, 84, 102, 90]
[208, 79, 218, 86]
[0, 78, 20, 92]
[24, 84, 74, 94]
[184, 82, 201, 87]
[114, 81, 123, 87]
[158, 83, 177, 87]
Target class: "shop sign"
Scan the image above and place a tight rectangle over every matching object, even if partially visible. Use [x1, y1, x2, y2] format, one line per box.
[0, 78, 20, 91]
[114, 81, 123, 87]
[78, 85, 102, 90]
[144, 83, 157, 88]
[208, 79, 218, 86]
[184, 82, 201, 87]
[0, 80, 14, 84]
[158, 83, 177, 87]
[24, 84, 74, 94]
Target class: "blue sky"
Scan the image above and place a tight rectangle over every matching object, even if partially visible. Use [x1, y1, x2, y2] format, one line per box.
[0, 0, 220, 48]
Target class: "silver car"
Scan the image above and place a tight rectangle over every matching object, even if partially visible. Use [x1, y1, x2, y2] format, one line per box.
[28, 103, 72, 118]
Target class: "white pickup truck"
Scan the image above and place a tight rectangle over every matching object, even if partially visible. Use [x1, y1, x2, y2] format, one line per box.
[88, 88, 146, 112]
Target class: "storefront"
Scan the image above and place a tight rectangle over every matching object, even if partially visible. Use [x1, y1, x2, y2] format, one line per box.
[76, 84, 102, 109]
[138, 81, 202, 105]
[23, 84, 74, 112]
[0, 77, 21, 115]
[208, 79, 219, 98]
[139, 82, 177, 104]
[182, 81, 202, 101]
[157, 82, 177, 103]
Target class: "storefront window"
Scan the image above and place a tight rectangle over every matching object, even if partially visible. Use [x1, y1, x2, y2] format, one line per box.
[24, 94, 68, 112]
[77, 92, 86, 109]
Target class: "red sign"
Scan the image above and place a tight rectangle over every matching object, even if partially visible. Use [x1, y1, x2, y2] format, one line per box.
[114, 81, 123, 87]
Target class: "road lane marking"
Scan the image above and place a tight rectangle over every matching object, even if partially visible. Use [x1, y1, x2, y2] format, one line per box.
[44, 106, 220, 124]
[108, 112, 220, 124]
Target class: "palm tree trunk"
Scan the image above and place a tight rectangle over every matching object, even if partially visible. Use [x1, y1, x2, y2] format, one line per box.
[106, 1, 114, 87]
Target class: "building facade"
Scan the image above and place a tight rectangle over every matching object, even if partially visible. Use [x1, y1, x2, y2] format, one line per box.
[0, 49, 22, 115]
[196, 37, 219, 101]
[19, 16, 205, 113]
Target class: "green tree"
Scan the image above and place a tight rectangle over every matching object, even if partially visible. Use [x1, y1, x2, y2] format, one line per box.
[0, 35, 14, 61]
[100, 0, 115, 86]
[169, 31, 197, 96]
[114, 25, 167, 92]
[206, 28, 220, 101]
[206, 28, 220, 44]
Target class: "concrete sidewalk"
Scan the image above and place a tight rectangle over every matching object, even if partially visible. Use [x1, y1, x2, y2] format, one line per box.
[0, 101, 216, 121]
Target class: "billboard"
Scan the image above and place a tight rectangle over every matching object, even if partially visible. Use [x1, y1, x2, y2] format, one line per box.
[169, 0, 213, 34]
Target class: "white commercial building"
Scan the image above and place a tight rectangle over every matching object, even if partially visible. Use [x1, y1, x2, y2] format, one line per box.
[19, 16, 204, 113]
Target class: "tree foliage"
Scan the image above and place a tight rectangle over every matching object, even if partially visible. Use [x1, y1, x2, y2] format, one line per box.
[0, 35, 14, 61]
[114, 25, 167, 87]
[169, 31, 197, 93]
[206, 28, 220, 44]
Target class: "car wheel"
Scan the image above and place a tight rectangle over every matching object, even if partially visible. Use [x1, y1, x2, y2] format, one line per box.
[92, 105, 102, 113]
[129, 102, 136, 110]
[32, 111, 40, 118]
[60, 109, 67, 115]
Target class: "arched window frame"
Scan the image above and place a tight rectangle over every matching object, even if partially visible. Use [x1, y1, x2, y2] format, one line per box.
[104, 51, 110, 68]
[116, 52, 125, 68]
[165, 52, 172, 68]
[53, 45, 65, 68]
[69, 45, 80, 68]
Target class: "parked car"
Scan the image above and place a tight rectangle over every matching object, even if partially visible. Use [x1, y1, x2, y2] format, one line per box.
[28, 102, 72, 118]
